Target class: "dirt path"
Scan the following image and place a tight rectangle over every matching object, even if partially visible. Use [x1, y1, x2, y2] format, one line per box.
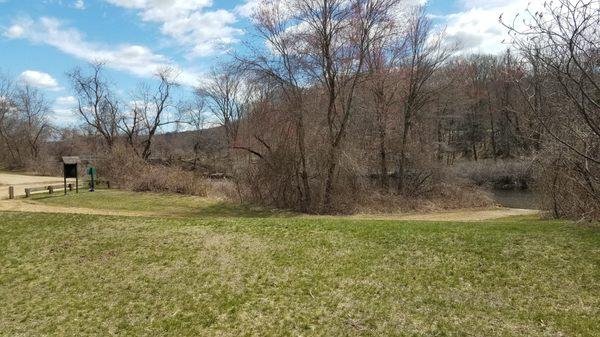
[0, 198, 539, 221]
[0, 173, 66, 200]
[347, 208, 540, 222]
[0, 173, 540, 221]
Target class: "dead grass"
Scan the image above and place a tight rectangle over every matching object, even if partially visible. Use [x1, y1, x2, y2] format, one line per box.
[353, 184, 494, 214]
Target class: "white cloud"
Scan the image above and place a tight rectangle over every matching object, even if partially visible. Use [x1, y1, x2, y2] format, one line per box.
[4, 24, 24, 38]
[104, 0, 243, 58]
[53, 95, 79, 126]
[73, 0, 86, 10]
[442, 0, 546, 54]
[18, 70, 62, 91]
[51, 108, 79, 125]
[4, 17, 202, 87]
[234, 0, 259, 18]
[55, 96, 77, 106]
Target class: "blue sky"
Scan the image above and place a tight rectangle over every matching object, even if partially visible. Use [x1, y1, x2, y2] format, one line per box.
[0, 0, 538, 125]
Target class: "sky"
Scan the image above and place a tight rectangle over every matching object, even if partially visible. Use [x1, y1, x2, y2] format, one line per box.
[0, 0, 543, 125]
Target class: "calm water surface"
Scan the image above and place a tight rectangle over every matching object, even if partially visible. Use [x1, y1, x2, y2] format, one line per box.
[490, 190, 539, 209]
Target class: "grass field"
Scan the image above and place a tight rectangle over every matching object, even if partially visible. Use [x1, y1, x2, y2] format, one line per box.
[1, 191, 600, 336]
[30, 190, 293, 218]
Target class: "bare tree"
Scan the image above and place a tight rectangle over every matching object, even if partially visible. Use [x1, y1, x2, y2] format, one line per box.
[181, 96, 208, 171]
[0, 75, 50, 167]
[14, 85, 50, 159]
[68, 62, 120, 148]
[135, 68, 179, 160]
[0, 74, 19, 164]
[296, 0, 402, 209]
[503, 0, 599, 164]
[196, 68, 250, 159]
[396, 7, 450, 193]
[237, 0, 314, 210]
[119, 98, 143, 155]
[503, 0, 600, 218]
[365, 18, 405, 189]
[233, 0, 404, 210]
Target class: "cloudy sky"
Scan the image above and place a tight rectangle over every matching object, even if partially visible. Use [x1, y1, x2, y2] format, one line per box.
[0, 0, 540, 124]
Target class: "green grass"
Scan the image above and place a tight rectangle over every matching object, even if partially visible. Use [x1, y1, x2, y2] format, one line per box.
[2, 191, 600, 336]
[31, 190, 295, 218]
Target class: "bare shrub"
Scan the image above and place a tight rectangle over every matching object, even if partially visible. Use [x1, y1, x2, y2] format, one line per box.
[353, 183, 494, 214]
[235, 147, 308, 210]
[24, 155, 61, 177]
[205, 179, 239, 201]
[536, 150, 600, 220]
[128, 165, 206, 196]
[503, 0, 600, 220]
[391, 158, 447, 198]
[97, 146, 207, 196]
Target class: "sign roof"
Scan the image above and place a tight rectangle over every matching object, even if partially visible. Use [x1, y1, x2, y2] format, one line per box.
[62, 156, 81, 164]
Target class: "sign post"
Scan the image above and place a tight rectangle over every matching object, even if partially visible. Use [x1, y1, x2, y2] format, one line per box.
[87, 167, 97, 192]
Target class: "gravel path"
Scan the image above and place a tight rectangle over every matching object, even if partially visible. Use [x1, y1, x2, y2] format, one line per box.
[0, 173, 67, 200]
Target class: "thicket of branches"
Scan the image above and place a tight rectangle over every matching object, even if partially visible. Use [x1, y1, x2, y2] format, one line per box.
[502, 0, 600, 219]
[0, 74, 51, 169]
[0, 0, 597, 218]
[218, 0, 541, 213]
[220, 0, 598, 216]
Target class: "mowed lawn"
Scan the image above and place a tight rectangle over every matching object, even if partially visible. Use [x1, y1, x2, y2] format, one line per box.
[30, 190, 294, 218]
[1, 192, 600, 336]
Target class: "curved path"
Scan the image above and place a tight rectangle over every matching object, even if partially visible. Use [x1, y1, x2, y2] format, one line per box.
[0, 198, 539, 221]
[0, 173, 540, 221]
[348, 208, 539, 222]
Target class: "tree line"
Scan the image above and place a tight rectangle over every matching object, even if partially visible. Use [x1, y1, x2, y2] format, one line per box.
[0, 0, 597, 218]
[0, 77, 50, 168]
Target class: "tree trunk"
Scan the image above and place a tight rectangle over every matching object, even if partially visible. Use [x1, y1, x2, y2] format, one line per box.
[323, 76, 338, 211]
[323, 145, 339, 211]
[531, 62, 543, 152]
[378, 112, 389, 190]
[296, 115, 311, 211]
[0, 128, 20, 164]
[397, 113, 411, 193]
[489, 111, 497, 160]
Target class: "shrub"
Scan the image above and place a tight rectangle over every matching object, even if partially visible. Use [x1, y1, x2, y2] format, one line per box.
[352, 183, 494, 214]
[24, 154, 62, 177]
[535, 150, 600, 220]
[96, 146, 207, 196]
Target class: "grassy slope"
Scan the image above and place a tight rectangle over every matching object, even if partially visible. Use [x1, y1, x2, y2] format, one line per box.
[1, 192, 599, 336]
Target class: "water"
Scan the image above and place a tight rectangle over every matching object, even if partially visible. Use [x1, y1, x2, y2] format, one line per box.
[490, 189, 539, 209]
